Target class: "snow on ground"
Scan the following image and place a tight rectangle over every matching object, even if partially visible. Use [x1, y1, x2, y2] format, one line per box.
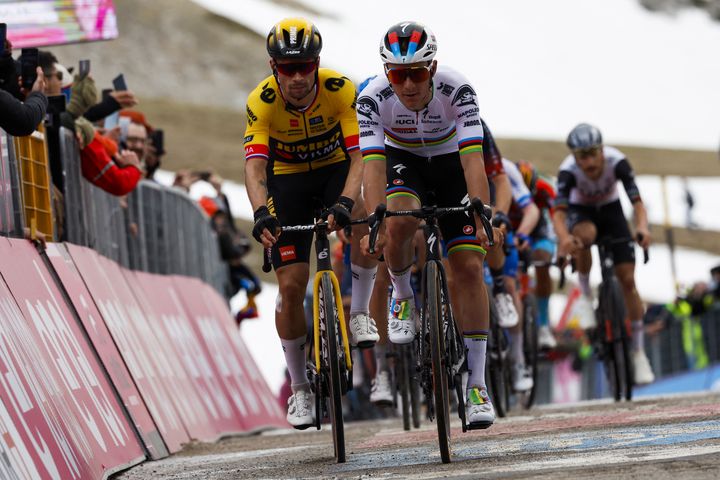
[192, 0, 720, 151]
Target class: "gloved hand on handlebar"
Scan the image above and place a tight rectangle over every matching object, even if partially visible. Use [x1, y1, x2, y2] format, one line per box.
[491, 210, 512, 232]
[252, 206, 281, 248]
[325, 195, 354, 230]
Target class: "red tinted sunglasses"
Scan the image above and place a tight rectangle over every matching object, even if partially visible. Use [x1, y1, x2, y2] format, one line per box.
[385, 65, 432, 84]
[275, 61, 318, 76]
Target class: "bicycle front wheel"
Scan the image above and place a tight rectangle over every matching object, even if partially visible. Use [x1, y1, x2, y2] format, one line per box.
[320, 272, 346, 463]
[425, 261, 451, 463]
[521, 294, 539, 409]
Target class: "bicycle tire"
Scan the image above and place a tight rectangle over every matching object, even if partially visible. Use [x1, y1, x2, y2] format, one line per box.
[487, 300, 508, 418]
[409, 344, 422, 429]
[598, 278, 626, 402]
[397, 345, 411, 431]
[522, 294, 539, 409]
[609, 279, 633, 401]
[320, 273, 346, 463]
[426, 261, 452, 463]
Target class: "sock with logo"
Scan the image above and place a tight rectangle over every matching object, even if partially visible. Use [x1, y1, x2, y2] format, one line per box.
[464, 330, 488, 390]
[281, 336, 310, 390]
[389, 265, 413, 300]
[350, 264, 377, 315]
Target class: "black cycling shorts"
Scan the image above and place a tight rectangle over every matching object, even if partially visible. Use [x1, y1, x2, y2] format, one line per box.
[267, 161, 348, 269]
[566, 200, 636, 264]
[385, 145, 486, 256]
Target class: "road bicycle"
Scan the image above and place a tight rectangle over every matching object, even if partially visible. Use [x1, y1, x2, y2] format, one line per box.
[558, 235, 648, 402]
[263, 220, 353, 463]
[368, 198, 493, 463]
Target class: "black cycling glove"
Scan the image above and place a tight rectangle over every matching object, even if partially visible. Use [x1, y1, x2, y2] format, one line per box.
[491, 210, 512, 231]
[326, 196, 354, 228]
[252, 206, 280, 242]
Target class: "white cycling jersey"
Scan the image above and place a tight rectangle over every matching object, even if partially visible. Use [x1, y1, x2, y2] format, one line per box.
[556, 146, 640, 207]
[357, 65, 484, 160]
[502, 158, 532, 209]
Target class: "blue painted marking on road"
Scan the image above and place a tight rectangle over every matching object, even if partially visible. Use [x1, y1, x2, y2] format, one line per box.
[330, 420, 720, 472]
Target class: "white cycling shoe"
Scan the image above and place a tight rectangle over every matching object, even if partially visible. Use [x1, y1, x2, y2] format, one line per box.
[388, 297, 417, 344]
[633, 350, 655, 385]
[466, 386, 495, 429]
[370, 370, 394, 406]
[494, 292, 519, 328]
[512, 364, 534, 392]
[286, 389, 315, 430]
[538, 325, 557, 350]
[349, 312, 379, 348]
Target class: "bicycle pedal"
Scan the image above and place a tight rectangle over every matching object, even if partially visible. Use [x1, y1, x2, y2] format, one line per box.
[466, 420, 493, 431]
[356, 340, 376, 349]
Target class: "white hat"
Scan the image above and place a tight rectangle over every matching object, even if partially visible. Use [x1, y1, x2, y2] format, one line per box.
[54, 62, 73, 88]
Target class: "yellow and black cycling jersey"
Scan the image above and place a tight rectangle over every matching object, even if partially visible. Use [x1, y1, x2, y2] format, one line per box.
[244, 68, 360, 175]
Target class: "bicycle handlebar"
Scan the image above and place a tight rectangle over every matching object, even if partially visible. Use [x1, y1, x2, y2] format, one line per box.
[367, 198, 494, 254]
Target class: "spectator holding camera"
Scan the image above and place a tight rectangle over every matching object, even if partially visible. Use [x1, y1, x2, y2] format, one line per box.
[0, 40, 47, 136]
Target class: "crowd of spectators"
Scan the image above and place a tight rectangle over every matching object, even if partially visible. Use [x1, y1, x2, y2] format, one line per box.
[1, 38, 260, 320]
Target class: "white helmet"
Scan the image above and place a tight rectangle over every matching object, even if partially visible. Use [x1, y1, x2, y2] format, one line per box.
[379, 22, 437, 64]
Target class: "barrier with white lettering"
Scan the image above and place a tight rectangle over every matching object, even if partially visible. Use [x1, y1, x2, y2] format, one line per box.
[0, 238, 145, 479]
[126, 270, 245, 440]
[172, 276, 287, 430]
[45, 244, 169, 460]
[65, 244, 191, 453]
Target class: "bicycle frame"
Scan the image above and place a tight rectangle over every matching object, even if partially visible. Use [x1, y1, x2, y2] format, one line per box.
[311, 222, 352, 372]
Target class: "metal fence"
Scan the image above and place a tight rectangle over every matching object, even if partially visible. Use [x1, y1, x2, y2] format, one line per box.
[57, 127, 227, 294]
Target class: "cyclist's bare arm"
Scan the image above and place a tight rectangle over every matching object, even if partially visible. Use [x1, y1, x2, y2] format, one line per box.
[245, 157, 269, 212]
[492, 172, 512, 215]
[517, 201, 541, 238]
[615, 159, 651, 249]
[459, 150, 492, 246]
[339, 149, 363, 205]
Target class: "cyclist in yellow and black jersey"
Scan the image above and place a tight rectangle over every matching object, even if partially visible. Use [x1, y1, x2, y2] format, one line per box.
[244, 17, 379, 430]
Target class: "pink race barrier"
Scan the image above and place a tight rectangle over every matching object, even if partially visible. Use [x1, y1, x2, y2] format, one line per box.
[65, 244, 190, 453]
[126, 271, 245, 440]
[172, 277, 287, 430]
[45, 244, 168, 460]
[0, 238, 145, 479]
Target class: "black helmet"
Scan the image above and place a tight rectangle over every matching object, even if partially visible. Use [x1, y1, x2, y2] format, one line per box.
[266, 18, 322, 61]
[566, 123, 603, 151]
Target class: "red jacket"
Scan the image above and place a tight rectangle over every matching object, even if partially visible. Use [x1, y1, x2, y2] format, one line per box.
[80, 133, 141, 196]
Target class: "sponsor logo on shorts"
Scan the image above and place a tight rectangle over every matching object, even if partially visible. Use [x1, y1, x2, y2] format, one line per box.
[393, 179, 404, 185]
[463, 225, 474, 235]
[290, 118, 299, 127]
[279, 246, 297, 261]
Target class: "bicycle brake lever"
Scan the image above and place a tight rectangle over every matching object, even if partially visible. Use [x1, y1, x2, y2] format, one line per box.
[470, 197, 495, 247]
[262, 247, 272, 273]
[368, 203, 387, 255]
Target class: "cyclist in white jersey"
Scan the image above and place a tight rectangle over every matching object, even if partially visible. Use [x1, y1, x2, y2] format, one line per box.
[500, 158, 541, 392]
[552, 123, 654, 385]
[359, 21, 502, 428]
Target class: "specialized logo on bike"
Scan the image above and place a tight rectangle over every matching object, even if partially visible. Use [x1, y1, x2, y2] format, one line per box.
[279, 246, 296, 261]
[427, 232, 438, 254]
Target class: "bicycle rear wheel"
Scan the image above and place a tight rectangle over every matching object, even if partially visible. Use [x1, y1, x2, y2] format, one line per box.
[426, 261, 451, 463]
[320, 273, 346, 463]
[521, 294, 539, 409]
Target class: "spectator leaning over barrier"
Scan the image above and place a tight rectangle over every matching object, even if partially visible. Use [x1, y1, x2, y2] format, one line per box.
[0, 41, 47, 136]
[74, 117, 143, 196]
